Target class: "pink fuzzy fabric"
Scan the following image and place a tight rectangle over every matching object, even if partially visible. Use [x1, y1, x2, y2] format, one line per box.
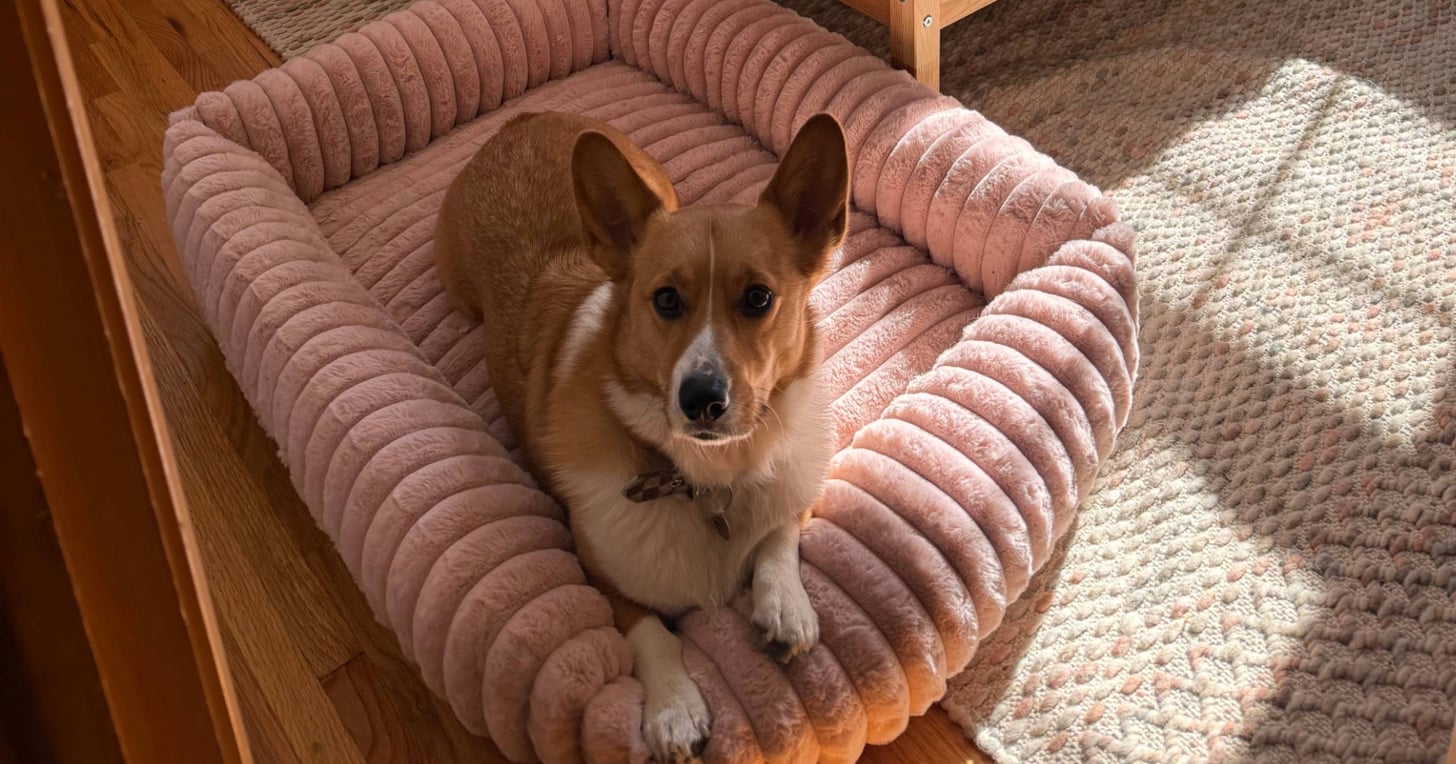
[161, 0, 1138, 761]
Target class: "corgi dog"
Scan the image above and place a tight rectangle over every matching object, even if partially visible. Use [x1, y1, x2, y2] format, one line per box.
[435, 111, 849, 762]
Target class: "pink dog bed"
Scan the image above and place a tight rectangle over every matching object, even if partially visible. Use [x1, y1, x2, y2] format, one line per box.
[162, 0, 1138, 760]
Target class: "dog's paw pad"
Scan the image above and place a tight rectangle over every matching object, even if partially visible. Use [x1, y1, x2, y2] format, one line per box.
[752, 574, 820, 663]
[643, 679, 711, 763]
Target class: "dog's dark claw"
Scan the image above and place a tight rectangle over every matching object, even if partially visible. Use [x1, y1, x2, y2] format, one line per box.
[691, 737, 707, 758]
[753, 625, 794, 664]
[767, 639, 795, 664]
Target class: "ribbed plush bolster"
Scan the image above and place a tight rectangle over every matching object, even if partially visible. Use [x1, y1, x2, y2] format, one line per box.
[164, 1, 1139, 758]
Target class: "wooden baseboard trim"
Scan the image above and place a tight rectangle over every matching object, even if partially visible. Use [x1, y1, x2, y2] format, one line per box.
[0, 0, 250, 760]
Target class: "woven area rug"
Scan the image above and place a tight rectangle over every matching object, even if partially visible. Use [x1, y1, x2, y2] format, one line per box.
[224, 0, 412, 57]
[225, 0, 1456, 760]
[768, 0, 1456, 760]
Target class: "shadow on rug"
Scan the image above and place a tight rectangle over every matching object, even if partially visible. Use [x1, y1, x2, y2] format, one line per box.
[769, 0, 1455, 760]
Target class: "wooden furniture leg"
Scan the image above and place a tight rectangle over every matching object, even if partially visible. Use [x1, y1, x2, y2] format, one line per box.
[890, 0, 940, 89]
[1446, 713, 1456, 763]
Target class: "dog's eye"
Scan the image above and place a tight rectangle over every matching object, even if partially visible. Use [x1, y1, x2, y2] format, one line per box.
[742, 285, 774, 316]
[652, 287, 684, 319]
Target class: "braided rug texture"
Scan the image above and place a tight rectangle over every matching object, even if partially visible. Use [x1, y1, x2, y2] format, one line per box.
[766, 0, 1456, 761]
[226, 0, 415, 57]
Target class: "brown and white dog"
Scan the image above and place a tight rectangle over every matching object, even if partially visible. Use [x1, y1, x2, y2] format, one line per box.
[435, 111, 849, 762]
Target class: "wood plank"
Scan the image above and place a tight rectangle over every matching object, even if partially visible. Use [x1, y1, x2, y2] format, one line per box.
[224, 619, 310, 764]
[0, 0, 247, 760]
[93, 33, 198, 117]
[863, 706, 994, 764]
[137, 295, 365, 685]
[203, 567, 364, 764]
[105, 167, 312, 498]
[307, 545, 512, 763]
[93, 90, 158, 171]
[324, 654, 428, 764]
[107, 162, 192, 287]
[136, 0, 279, 81]
[129, 0, 222, 92]
[66, 36, 121, 100]
[136, 280, 499, 763]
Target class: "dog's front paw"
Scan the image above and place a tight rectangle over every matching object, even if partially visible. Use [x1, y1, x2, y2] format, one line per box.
[752, 568, 819, 662]
[643, 674, 711, 763]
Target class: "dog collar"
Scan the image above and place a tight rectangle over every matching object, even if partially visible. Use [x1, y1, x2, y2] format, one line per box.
[621, 469, 733, 540]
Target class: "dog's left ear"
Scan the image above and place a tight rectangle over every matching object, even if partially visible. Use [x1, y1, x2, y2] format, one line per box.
[759, 114, 850, 276]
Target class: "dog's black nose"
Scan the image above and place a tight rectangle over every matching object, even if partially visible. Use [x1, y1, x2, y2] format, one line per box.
[678, 374, 729, 422]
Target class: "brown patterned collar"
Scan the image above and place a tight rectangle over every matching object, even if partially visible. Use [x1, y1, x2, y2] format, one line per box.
[620, 458, 734, 539]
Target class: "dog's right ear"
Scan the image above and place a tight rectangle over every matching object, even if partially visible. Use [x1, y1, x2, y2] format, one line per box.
[573, 131, 667, 280]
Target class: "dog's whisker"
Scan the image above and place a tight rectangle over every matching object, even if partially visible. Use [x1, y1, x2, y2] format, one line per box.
[761, 398, 786, 432]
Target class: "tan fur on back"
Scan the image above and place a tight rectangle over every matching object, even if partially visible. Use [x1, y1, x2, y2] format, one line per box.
[435, 113, 677, 463]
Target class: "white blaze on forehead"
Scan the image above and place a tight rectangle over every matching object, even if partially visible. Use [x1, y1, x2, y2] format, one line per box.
[703, 219, 715, 316]
[673, 324, 719, 381]
[670, 223, 724, 396]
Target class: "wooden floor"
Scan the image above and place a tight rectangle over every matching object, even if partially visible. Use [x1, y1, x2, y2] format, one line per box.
[59, 0, 992, 761]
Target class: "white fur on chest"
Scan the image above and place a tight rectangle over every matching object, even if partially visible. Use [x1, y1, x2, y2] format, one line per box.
[564, 476, 783, 612]
[547, 290, 832, 613]
[557, 380, 831, 614]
